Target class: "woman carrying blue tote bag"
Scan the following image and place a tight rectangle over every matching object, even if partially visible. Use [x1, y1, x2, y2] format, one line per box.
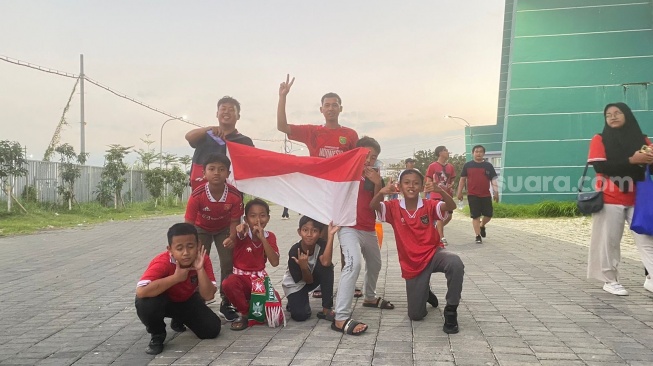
[631, 166, 653, 236]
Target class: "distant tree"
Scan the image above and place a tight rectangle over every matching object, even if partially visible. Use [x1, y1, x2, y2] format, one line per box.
[161, 153, 178, 170]
[0, 140, 28, 213]
[100, 144, 132, 209]
[178, 155, 192, 173]
[134, 134, 158, 170]
[55, 143, 88, 210]
[143, 167, 166, 207]
[166, 165, 189, 205]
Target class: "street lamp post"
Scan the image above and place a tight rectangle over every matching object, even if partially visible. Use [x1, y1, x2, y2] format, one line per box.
[444, 114, 473, 142]
[159, 116, 196, 168]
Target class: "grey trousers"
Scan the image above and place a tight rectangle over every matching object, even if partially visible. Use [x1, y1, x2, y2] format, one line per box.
[587, 204, 653, 283]
[406, 249, 464, 321]
[335, 227, 382, 321]
[196, 227, 232, 295]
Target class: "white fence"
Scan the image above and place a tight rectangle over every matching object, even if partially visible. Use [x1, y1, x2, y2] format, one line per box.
[0, 160, 190, 204]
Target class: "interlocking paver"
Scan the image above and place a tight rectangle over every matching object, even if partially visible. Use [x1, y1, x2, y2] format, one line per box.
[1, 207, 653, 365]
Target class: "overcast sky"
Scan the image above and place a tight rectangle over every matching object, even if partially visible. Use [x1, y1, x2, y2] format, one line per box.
[0, 1, 505, 166]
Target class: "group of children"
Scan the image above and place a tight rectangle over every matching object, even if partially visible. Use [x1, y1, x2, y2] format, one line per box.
[134, 75, 467, 354]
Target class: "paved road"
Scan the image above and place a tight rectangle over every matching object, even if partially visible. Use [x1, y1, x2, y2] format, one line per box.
[0, 207, 652, 366]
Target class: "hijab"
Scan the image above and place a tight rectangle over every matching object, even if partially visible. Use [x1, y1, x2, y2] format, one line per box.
[601, 102, 647, 187]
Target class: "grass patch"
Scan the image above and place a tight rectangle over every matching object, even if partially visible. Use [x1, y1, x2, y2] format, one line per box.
[461, 201, 581, 218]
[0, 201, 185, 237]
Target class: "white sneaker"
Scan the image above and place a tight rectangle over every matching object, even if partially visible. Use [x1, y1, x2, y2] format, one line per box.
[644, 276, 653, 293]
[603, 282, 629, 296]
[441, 238, 448, 246]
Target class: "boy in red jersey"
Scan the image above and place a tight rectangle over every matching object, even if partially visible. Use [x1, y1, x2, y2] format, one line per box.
[371, 169, 464, 334]
[221, 198, 281, 330]
[277, 74, 358, 158]
[333, 136, 395, 336]
[185, 153, 243, 321]
[135, 223, 220, 355]
[425, 146, 457, 245]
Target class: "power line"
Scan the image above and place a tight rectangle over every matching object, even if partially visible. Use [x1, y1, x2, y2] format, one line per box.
[1, 54, 285, 142]
[0, 55, 78, 79]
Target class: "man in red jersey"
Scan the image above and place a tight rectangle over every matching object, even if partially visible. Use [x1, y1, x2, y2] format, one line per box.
[426, 146, 457, 245]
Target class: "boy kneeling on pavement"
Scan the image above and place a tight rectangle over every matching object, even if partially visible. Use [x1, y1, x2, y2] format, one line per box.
[371, 168, 464, 334]
[135, 223, 220, 355]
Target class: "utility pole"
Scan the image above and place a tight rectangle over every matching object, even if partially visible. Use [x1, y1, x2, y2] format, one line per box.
[80, 54, 86, 160]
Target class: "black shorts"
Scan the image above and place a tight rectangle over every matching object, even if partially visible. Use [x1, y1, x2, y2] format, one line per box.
[468, 195, 493, 219]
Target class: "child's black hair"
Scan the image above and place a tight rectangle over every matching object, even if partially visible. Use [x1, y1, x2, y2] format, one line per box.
[399, 168, 425, 184]
[472, 145, 486, 153]
[202, 153, 231, 170]
[245, 198, 270, 215]
[356, 135, 381, 154]
[298, 215, 326, 231]
[167, 223, 199, 245]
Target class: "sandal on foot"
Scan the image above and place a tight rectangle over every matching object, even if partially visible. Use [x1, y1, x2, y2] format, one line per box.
[230, 316, 248, 331]
[354, 288, 363, 298]
[331, 318, 367, 335]
[312, 291, 323, 298]
[362, 297, 395, 309]
[316, 310, 336, 322]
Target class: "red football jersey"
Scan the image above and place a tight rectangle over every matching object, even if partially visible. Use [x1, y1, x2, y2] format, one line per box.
[137, 251, 216, 302]
[352, 176, 377, 231]
[287, 124, 359, 158]
[378, 198, 449, 279]
[185, 183, 244, 232]
[426, 162, 456, 200]
[232, 230, 280, 271]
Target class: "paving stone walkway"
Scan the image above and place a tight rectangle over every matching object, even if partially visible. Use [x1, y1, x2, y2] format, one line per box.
[0, 206, 652, 366]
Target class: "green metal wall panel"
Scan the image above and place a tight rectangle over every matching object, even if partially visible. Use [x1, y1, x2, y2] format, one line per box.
[512, 32, 653, 63]
[510, 58, 653, 89]
[516, 0, 651, 11]
[515, 4, 651, 36]
[499, 0, 653, 204]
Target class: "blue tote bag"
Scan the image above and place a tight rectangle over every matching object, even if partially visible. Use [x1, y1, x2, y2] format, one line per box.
[631, 167, 653, 236]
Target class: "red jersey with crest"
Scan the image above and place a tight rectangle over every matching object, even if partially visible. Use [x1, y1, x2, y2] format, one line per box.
[137, 251, 216, 302]
[232, 230, 279, 271]
[288, 124, 359, 158]
[377, 198, 449, 279]
[426, 162, 456, 200]
[587, 134, 652, 206]
[185, 183, 244, 232]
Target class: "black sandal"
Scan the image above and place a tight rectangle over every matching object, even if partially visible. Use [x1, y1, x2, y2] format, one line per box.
[331, 318, 367, 335]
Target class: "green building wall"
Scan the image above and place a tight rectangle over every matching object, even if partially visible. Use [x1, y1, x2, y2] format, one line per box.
[468, 0, 653, 204]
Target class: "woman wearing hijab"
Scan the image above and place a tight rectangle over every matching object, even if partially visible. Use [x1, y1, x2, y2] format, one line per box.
[587, 102, 653, 296]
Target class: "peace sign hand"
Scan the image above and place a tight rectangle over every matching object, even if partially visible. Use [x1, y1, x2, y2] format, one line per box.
[279, 74, 295, 97]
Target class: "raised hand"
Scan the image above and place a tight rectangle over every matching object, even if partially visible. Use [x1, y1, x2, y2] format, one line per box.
[210, 126, 225, 139]
[363, 166, 382, 186]
[173, 261, 190, 283]
[291, 247, 309, 269]
[236, 222, 249, 237]
[251, 219, 264, 240]
[379, 180, 397, 195]
[192, 245, 206, 271]
[327, 222, 340, 237]
[279, 74, 295, 97]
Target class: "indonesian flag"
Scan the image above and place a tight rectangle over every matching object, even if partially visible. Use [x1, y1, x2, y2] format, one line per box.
[226, 141, 368, 226]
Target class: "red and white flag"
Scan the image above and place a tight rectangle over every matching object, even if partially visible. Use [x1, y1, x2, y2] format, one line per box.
[226, 141, 367, 226]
